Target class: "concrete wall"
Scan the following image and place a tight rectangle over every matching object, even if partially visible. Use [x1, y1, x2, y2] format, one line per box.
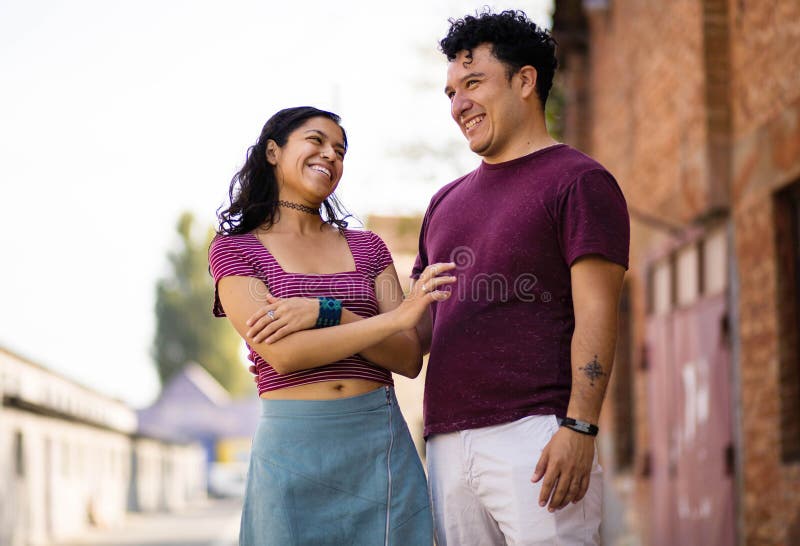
[0, 349, 206, 545]
[129, 437, 206, 514]
[0, 408, 132, 545]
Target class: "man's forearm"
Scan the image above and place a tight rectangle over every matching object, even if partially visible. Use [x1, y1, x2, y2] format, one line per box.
[566, 312, 618, 423]
[567, 256, 625, 424]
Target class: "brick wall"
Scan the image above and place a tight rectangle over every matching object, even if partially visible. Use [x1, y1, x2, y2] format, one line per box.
[729, 1, 800, 544]
[555, 0, 800, 544]
[730, 1, 800, 138]
[586, 0, 709, 223]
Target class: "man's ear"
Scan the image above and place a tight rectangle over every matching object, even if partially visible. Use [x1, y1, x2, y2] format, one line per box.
[517, 66, 538, 100]
[266, 140, 279, 166]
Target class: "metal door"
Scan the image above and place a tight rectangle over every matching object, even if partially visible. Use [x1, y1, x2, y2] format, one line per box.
[646, 290, 735, 545]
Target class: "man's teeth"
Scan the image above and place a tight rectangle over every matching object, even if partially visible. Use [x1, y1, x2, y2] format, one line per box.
[310, 165, 331, 177]
[465, 116, 484, 130]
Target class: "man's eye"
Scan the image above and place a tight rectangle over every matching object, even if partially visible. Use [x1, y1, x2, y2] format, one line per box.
[466, 80, 478, 88]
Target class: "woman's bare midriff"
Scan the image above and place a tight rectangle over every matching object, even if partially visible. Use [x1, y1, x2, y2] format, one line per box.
[259, 378, 385, 400]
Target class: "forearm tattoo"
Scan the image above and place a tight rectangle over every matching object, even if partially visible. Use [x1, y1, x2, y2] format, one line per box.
[579, 355, 606, 387]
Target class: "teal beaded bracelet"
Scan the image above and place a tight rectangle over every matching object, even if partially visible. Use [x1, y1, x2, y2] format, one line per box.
[316, 297, 343, 328]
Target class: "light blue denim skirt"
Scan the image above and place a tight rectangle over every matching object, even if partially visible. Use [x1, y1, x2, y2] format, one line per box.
[240, 386, 433, 546]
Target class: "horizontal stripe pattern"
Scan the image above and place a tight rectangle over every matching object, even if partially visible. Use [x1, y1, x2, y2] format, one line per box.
[209, 229, 394, 393]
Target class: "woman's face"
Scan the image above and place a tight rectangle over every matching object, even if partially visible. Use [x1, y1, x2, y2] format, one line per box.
[267, 116, 347, 205]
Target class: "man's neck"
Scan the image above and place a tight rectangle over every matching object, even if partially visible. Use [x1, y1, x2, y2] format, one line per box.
[481, 113, 559, 164]
[482, 134, 560, 164]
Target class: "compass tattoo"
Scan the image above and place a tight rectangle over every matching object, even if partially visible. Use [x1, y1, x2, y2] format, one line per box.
[579, 355, 606, 386]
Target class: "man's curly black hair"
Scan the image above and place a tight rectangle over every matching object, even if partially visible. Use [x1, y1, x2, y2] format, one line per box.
[439, 9, 558, 109]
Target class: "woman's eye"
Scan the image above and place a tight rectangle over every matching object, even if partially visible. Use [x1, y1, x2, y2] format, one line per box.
[309, 136, 321, 143]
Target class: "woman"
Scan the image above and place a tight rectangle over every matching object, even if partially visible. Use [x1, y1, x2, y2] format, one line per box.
[209, 106, 455, 545]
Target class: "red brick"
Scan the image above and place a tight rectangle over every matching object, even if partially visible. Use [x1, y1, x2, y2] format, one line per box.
[554, 1, 800, 544]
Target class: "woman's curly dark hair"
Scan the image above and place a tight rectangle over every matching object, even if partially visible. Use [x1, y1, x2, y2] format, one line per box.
[439, 9, 558, 109]
[216, 106, 351, 236]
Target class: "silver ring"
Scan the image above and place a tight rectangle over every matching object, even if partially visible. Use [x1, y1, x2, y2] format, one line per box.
[431, 265, 438, 276]
[421, 284, 428, 294]
[267, 310, 276, 320]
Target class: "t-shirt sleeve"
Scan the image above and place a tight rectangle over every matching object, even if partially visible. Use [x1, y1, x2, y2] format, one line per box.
[410, 211, 430, 280]
[411, 254, 426, 280]
[558, 169, 630, 270]
[369, 231, 394, 278]
[208, 236, 259, 317]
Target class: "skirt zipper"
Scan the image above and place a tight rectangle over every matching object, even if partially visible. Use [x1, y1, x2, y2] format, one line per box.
[384, 386, 393, 546]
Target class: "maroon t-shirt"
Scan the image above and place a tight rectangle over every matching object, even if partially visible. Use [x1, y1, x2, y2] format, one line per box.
[412, 144, 629, 437]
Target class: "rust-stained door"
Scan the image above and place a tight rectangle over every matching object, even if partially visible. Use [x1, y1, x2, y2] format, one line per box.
[647, 290, 735, 545]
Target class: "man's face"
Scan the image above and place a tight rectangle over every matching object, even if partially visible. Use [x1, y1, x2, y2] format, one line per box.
[444, 43, 524, 163]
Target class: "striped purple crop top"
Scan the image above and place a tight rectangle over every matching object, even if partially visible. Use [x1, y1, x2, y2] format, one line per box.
[209, 229, 395, 394]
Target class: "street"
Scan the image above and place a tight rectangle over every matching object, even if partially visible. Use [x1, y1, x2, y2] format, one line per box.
[55, 497, 242, 546]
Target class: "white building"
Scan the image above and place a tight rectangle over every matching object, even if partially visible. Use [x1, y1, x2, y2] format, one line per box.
[0, 347, 206, 546]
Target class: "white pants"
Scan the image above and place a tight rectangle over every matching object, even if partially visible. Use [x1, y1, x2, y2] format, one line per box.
[426, 415, 602, 545]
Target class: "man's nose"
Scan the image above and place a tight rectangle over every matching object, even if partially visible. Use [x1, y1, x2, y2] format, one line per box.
[451, 93, 473, 122]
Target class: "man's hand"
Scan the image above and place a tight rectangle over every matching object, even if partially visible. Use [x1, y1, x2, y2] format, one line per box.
[531, 427, 595, 511]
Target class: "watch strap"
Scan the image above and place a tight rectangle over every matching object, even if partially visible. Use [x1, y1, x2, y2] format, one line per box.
[558, 417, 599, 436]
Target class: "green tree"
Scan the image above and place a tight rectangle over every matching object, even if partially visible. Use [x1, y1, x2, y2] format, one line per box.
[153, 212, 251, 396]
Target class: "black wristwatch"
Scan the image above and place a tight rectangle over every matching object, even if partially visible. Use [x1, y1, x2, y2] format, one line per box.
[558, 417, 599, 436]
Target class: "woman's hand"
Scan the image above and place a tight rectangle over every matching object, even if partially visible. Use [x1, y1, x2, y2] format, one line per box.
[245, 293, 319, 344]
[391, 262, 457, 331]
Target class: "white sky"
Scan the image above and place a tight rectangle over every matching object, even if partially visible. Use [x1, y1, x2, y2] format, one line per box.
[0, 0, 552, 408]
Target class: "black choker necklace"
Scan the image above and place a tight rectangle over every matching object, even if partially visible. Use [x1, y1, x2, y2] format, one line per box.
[278, 200, 320, 215]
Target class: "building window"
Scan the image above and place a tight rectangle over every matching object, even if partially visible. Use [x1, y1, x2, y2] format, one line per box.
[14, 431, 25, 477]
[77, 444, 84, 477]
[676, 244, 700, 307]
[702, 227, 728, 296]
[775, 182, 800, 462]
[613, 282, 635, 471]
[62, 440, 70, 477]
[649, 257, 674, 316]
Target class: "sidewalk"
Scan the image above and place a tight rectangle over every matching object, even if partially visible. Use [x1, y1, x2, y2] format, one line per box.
[55, 497, 242, 546]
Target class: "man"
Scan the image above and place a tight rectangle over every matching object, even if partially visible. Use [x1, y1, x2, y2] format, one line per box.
[411, 9, 629, 545]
